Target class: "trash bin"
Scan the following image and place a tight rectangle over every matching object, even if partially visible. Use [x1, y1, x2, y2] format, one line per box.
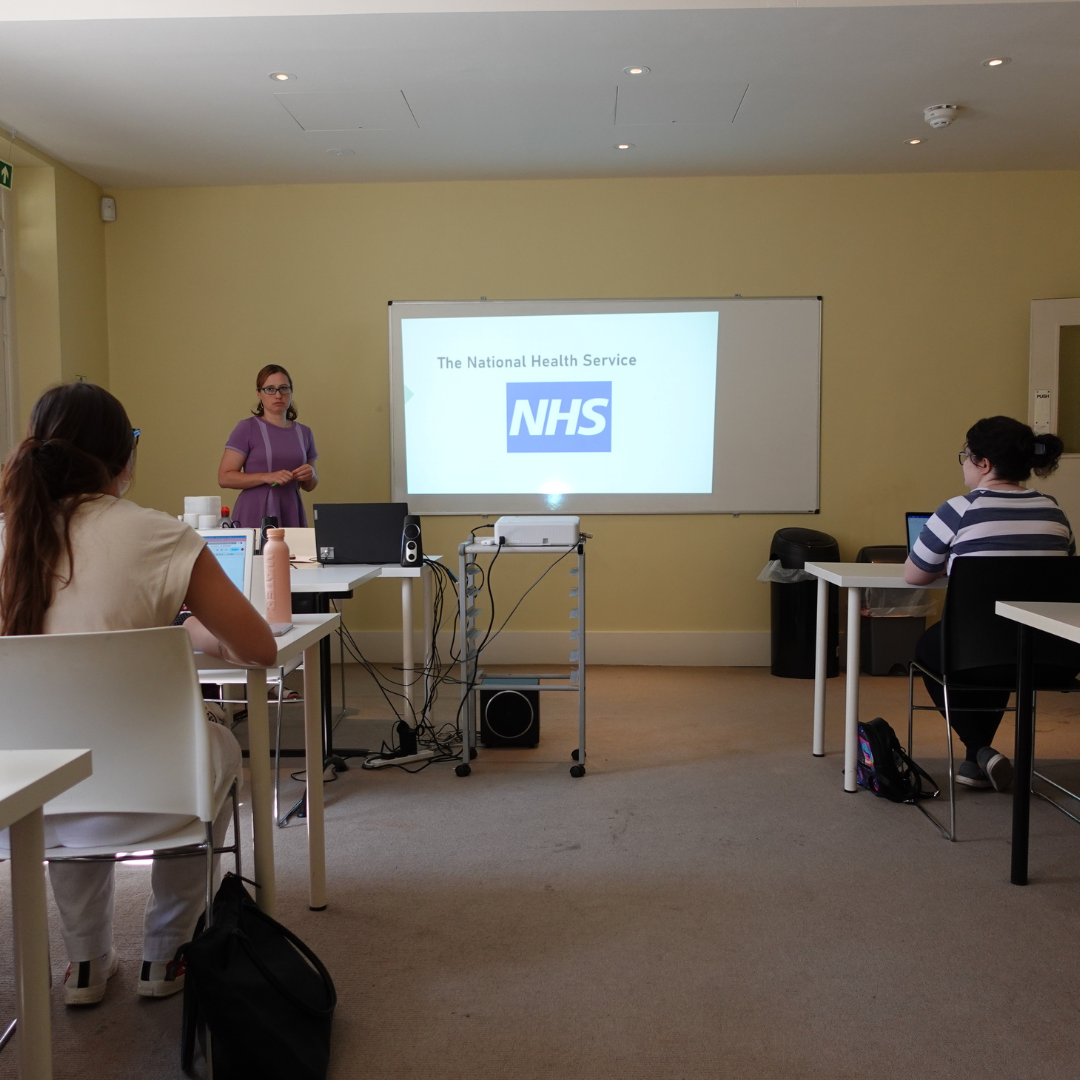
[857, 545, 932, 675]
[764, 528, 840, 679]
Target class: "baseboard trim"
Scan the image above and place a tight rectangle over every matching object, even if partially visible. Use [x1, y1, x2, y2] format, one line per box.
[333, 630, 770, 667]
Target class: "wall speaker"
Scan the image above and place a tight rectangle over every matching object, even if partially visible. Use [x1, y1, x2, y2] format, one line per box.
[400, 514, 422, 568]
[480, 688, 540, 748]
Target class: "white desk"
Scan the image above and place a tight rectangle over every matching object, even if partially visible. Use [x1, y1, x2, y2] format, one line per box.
[995, 601, 1080, 885]
[289, 561, 438, 745]
[197, 613, 339, 914]
[0, 749, 92, 1080]
[804, 562, 945, 792]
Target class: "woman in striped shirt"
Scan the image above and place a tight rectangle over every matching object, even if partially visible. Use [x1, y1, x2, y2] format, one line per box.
[904, 416, 1074, 791]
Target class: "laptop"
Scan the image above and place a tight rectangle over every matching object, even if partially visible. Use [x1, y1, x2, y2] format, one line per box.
[197, 529, 255, 596]
[906, 512, 933, 554]
[313, 503, 408, 565]
[196, 528, 291, 635]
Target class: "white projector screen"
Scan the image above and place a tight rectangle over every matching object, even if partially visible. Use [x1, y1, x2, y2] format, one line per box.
[389, 297, 821, 515]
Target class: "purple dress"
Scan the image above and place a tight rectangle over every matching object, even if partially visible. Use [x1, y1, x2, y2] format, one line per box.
[225, 416, 318, 528]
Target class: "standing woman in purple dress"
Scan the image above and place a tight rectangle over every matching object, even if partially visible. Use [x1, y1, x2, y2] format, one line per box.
[218, 364, 319, 528]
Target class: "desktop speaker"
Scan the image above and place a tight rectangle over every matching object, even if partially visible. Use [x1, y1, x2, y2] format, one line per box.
[400, 515, 423, 568]
[480, 688, 540, 748]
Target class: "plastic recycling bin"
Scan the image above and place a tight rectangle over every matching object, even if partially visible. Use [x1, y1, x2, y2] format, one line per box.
[857, 545, 930, 676]
[769, 528, 840, 679]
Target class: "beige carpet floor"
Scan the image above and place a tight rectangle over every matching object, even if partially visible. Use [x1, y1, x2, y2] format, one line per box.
[3, 664, 1080, 1079]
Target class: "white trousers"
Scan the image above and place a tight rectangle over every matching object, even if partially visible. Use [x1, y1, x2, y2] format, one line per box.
[45, 722, 242, 964]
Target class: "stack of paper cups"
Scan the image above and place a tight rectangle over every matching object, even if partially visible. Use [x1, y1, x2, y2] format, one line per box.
[184, 496, 221, 529]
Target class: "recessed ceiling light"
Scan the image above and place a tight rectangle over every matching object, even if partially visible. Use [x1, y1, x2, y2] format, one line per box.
[615, 143, 634, 150]
[623, 66, 650, 75]
[904, 138, 923, 145]
[269, 72, 296, 82]
[327, 148, 355, 157]
[982, 57, 1011, 67]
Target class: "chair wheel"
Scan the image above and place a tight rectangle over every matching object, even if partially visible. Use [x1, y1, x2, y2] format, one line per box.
[571, 749, 579, 761]
[570, 764, 585, 778]
[470, 747, 478, 760]
[455, 763, 471, 777]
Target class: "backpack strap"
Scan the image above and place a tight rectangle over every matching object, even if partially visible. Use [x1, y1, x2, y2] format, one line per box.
[894, 745, 940, 801]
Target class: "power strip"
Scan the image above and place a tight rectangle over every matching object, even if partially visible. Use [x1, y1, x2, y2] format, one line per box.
[361, 750, 436, 769]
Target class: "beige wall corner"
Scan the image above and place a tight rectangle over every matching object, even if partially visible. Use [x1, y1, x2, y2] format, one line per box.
[10, 165, 61, 430]
[6, 137, 107, 435]
[54, 166, 108, 387]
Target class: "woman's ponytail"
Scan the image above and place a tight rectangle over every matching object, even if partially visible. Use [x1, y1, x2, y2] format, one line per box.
[1032, 432, 1065, 478]
[0, 384, 134, 636]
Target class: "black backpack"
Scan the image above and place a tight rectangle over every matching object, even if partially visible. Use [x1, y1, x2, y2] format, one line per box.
[856, 717, 939, 804]
[180, 873, 336, 1080]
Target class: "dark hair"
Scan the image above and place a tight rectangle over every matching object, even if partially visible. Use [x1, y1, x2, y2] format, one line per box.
[1, 383, 135, 635]
[252, 364, 297, 422]
[965, 415, 1064, 482]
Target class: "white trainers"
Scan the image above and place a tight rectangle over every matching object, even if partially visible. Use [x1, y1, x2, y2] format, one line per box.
[137, 955, 186, 998]
[63, 947, 119, 1005]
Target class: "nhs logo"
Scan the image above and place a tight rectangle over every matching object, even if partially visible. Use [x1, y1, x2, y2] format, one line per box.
[507, 382, 611, 453]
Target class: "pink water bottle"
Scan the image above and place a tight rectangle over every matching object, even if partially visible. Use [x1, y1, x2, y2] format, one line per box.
[263, 528, 292, 625]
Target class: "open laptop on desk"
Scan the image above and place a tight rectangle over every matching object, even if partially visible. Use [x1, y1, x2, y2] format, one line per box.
[906, 512, 933, 555]
[196, 528, 292, 636]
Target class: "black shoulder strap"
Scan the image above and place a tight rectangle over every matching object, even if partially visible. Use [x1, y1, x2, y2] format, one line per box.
[894, 745, 940, 800]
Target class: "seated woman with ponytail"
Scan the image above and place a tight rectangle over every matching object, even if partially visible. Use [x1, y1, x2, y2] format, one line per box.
[905, 415, 1075, 793]
[0, 382, 276, 1006]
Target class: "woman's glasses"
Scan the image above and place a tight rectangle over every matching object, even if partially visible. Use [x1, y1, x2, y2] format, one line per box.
[958, 451, 973, 465]
[259, 385, 292, 397]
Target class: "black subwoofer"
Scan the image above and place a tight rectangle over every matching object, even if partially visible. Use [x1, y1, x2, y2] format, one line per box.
[480, 688, 540, 748]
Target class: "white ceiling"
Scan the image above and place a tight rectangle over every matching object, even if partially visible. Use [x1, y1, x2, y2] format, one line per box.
[0, 2, 1077, 187]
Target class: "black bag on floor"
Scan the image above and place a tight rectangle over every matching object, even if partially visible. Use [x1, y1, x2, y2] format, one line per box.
[856, 716, 939, 803]
[180, 873, 336, 1080]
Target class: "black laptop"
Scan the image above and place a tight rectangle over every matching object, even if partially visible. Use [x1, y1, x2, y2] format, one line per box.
[313, 503, 409, 565]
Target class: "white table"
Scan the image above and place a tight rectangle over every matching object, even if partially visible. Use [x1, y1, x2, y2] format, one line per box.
[0, 749, 92, 1080]
[197, 613, 339, 914]
[995, 601, 1080, 885]
[289, 561, 438, 753]
[804, 563, 945, 792]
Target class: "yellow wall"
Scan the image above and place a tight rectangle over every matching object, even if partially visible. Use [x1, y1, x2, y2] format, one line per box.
[7, 139, 108, 434]
[103, 171, 1080, 633]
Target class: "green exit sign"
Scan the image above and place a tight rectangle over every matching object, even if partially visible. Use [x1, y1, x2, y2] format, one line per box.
[0, 160, 10, 189]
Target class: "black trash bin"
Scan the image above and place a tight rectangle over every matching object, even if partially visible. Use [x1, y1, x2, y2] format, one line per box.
[770, 528, 840, 679]
[856, 545, 927, 675]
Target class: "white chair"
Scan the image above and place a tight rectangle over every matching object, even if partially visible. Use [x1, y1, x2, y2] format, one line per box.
[200, 659, 302, 823]
[0, 626, 241, 911]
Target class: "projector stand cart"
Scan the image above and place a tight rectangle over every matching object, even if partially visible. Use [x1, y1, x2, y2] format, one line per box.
[456, 537, 588, 778]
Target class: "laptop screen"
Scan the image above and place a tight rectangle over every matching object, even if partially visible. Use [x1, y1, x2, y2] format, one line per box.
[906, 512, 933, 554]
[200, 531, 252, 596]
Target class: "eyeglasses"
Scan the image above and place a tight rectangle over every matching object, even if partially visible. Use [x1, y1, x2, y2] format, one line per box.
[132, 428, 141, 447]
[259, 385, 292, 397]
[958, 451, 973, 465]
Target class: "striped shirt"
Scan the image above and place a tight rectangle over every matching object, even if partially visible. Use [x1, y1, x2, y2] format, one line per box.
[910, 488, 1075, 575]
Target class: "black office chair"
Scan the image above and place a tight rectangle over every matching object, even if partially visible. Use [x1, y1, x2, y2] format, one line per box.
[908, 556, 1080, 841]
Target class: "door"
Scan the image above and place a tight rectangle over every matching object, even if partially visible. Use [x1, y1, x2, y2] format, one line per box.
[1029, 298, 1080, 527]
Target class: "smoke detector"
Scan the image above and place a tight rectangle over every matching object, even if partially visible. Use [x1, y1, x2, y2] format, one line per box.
[924, 104, 959, 128]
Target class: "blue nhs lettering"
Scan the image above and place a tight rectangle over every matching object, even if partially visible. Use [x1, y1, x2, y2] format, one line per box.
[506, 381, 611, 453]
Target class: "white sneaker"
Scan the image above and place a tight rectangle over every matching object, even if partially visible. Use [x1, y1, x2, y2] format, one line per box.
[63, 947, 119, 1005]
[137, 955, 186, 998]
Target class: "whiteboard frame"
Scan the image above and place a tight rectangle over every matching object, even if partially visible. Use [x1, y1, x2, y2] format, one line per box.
[389, 297, 822, 515]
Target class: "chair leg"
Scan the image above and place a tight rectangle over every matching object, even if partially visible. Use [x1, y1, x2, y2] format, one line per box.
[907, 664, 916, 756]
[273, 667, 285, 824]
[203, 821, 215, 1078]
[230, 782, 242, 880]
[943, 684, 956, 841]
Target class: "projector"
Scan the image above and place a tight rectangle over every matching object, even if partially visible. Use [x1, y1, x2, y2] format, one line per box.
[494, 516, 580, 547]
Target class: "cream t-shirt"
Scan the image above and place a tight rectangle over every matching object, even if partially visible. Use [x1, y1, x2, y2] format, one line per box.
[0, 495, 206, 634]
